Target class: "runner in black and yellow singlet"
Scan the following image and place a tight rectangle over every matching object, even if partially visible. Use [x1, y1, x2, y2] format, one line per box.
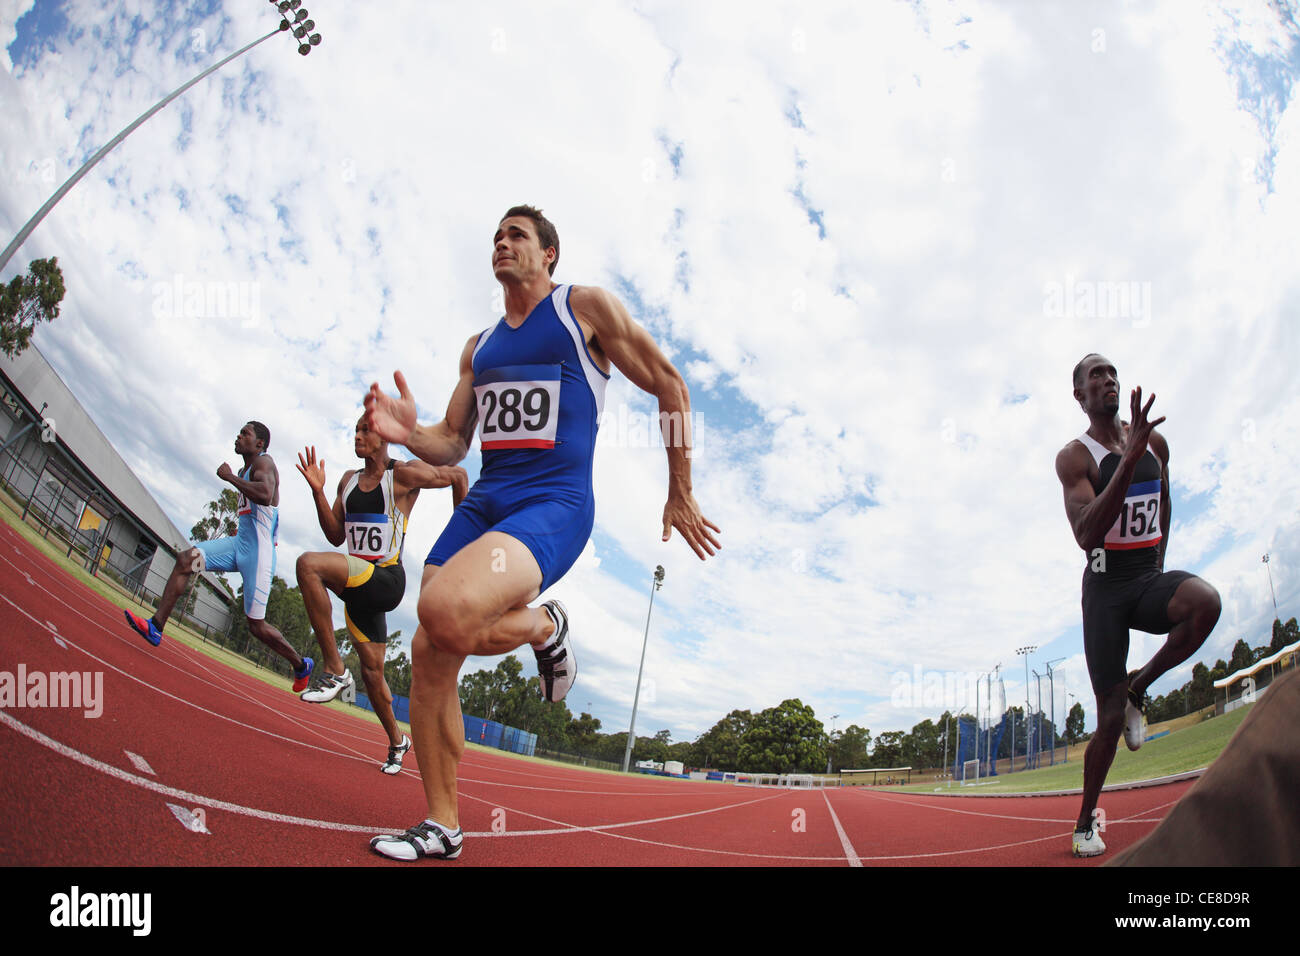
[295, 416, 467, 774]
[1055, 354, 1221, 859]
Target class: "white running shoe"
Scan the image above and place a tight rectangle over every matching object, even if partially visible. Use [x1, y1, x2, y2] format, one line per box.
[534, 600, 576, 703]
[381, 734, 411, 775]
[300, 668, 355, 704]
[1072, 827, 1107, 858]
[369, 820, 463, 861]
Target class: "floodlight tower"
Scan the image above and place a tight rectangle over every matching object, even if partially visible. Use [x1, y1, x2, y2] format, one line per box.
[622, 565, 665, 773]
[1, 1, 323, 276]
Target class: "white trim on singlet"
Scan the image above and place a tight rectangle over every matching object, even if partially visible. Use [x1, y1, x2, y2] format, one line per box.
[1078, 432, 1156, 465]
[341, 464, 405, 566]
[471, 324, 497, 366]
[551, 284, 609, 420]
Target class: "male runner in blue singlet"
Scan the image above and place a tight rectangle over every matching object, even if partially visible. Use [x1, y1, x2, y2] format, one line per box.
[294, 416, 468, 773]
[1055, 355, 1221, 858]
[364, 206, 722, 860]
[124, 421, 315, 692]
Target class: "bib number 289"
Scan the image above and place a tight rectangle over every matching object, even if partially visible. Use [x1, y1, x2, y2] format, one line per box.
[474, 367, 561, 450]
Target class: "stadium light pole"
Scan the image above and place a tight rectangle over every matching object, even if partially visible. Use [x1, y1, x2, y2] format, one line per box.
[1065, 691, 1077, 762]
[825, 714, 838, 774]
[1263, 554, 1278, 616]
[1015, 645, 1035, 770]
[982, 664, 1000, 776]
[622, 565, 664, 773]
[1044, 658, 1065, 765]
[0, 1, 323, 277]
[1032, 669, 1045, 770]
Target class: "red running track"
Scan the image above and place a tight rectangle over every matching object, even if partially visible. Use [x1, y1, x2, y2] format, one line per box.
[0, 519, 1191, 867]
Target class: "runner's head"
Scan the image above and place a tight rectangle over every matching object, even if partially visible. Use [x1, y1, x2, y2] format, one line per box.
[355, 414, 388, 460]
[237, 421, 270, 455]
[494, 205, 559, 280]
[1072, 354, 1120, 417]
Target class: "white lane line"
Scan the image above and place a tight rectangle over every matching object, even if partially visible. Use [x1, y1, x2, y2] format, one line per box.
[853, 787, 1078, 823]
[822, 791, 861, 867]
[124, 751, 155, 775]
[166, 803, 210, 834]
[0, 566, 749, 798]
[1, 708, 814, 850]
[852, 785, 1183, 827]
[2, 704, 1168, 863]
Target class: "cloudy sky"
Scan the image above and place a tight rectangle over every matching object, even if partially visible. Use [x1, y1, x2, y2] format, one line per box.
[2, 0, 1298, 748]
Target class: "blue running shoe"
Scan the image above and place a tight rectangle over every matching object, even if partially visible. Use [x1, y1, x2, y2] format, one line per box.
[123, 609, 162, 647]
[292, 656, 314, 693]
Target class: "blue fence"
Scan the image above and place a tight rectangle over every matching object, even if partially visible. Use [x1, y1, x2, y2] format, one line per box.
[354, 692, 409, 724]
[352, 697, 537, 757]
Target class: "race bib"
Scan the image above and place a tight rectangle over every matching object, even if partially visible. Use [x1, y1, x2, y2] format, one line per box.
[474, 364, 560, 450]
[345, 513, 389, 560]
[1106, 479, 1162, 550]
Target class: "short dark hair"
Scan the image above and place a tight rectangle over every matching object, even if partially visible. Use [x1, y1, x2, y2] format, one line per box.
[1072, 353, 1103, 388]
[502, 205, 559, 276]
[248, 421, 270, 451]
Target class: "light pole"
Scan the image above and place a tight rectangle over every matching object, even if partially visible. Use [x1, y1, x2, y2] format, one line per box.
[1263, 554, 1278, 617]
[622, 565, 664, 773]
[1044, 657, 1065, 765]
[0, 1, 323, 277]
[1066, 691, 1077, 760]
[1015, 645, 1035, 770]
[825, 714, 838, 774]
[983, 664, 1000, 776]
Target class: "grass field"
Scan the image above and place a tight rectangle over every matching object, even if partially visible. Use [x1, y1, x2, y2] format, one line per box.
[906, 703, 1251, 795]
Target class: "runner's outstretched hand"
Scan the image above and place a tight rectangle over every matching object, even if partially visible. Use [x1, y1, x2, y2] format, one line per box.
[662, 489, 722, 560]
[366, 371, 418, 446]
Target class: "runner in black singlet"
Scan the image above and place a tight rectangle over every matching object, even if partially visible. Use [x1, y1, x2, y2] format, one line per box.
[295, 416, 467, 773]
[1055, 354, 1221, 858]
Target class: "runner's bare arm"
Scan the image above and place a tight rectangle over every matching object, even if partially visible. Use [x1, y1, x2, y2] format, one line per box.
[570, 285, 721, 560]
[395, 460, 470, 510]
[217, 455, 276, 506]
[1056, 440, 1139, 552]
[1057, 389, 1166, 552]
[295, 447, 348, 546]
[1151, 430, 1171, 569]
[365, 336, 479, 468]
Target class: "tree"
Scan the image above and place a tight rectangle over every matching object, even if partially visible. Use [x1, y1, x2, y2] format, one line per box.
[902, 718, 943, 769]
[568, 712, 602, 754]
[191, 489, 239, 541]
[458, 656, 525, 722]
[1187, 662, 1214, 711]
[692, 709, 753, 770]
[871, 730, 905, 766]
[736, 699, 826, 774]
[828, 724, 871, 772]
[1228, 638, 1255, 675]
[1271, 617, 1299, 654]
[1065, 702, 1085, 744]
[1, 257, 65, 358]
